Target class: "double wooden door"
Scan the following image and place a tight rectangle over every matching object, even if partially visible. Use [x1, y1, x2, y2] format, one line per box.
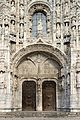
[22, 81, 56, 111]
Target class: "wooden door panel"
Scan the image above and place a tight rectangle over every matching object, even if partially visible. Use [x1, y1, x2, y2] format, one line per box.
[42, 81, 56, 111]
[22, 81, 36, 111]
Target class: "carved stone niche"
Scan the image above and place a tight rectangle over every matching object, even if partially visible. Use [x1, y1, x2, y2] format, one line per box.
[78, 26, 80, 41]
[56, 3, 61, 19]
[11, 0, 16, 15]
[19, 4, 24, 19]
[4, 24, 9, 36]
[65, 22, 69, 33]
[19, 23, 24, 39]
[58, 77, 64, 91]
[76, 61, 80, 88]
[56, 23, 61, 39]
[28, 3, 51, 38]
[10, 19, 16, 36]
[0, 24, 2, 35]
[64, 2, 69, 16]
[4, 16, 9, 25]
[76, 71, 80, 88]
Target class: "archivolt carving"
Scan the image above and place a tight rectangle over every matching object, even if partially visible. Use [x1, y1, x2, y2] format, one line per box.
[12, 44, 68, 66]
[11, 44, 68, 80]
[17, 53, 60, 79]
[28, 2, 51, 38]
[28, 2, 51, 14]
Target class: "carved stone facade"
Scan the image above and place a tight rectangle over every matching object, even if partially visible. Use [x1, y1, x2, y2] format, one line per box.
[0, 0, 80, 112]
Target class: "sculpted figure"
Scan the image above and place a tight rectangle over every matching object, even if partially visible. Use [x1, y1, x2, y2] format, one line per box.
[5, 25, 9, 36]
[56, 23, 61, 38]
[11, 20, 15, 33]
[37, 17, 43, 34]
[65, 22, 70, 36]
[0, 24, 2, 35]
[20, 4, 24, 19]
[11, 0, 16, 15]
[72, 26, 76, 38]
[56, 4, 61, 18]
[19, 23, 24, 38]
[64, 2, 69, 15]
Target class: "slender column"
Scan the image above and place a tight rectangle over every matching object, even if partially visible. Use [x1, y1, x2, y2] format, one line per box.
[16, 0, 20, 51]
[36, 78, 42, 111]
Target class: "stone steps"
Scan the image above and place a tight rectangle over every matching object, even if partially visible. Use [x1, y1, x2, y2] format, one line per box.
[0, 111, 80, 118]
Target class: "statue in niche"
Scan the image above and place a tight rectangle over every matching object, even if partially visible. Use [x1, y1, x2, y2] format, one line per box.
[20, 4, 24, 19]
[56, 23, 61, 39]
[72, 26, 76, 38]
[19, 23, 24, 39]
[76, 71, 80, 87]
[0, 24, 2, 35]
[5, 24, 9, 36]
[14, 78, 18, 91]
[64, 2, 69, 15]
[11, 0, 16, 15]
[11, 20, 15, 34]
[56, 4, 61, 18]
[65, 22, 70, 36]
[4, 16, 9, 25]
[37, 17, 43, 34]
[78, 26, 80, 41]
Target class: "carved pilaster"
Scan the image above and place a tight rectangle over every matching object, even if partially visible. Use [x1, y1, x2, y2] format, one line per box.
[36, 78, 42, 111]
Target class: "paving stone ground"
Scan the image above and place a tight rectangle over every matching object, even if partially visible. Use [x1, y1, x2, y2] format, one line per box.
[0, 117, 80, 120]
[0, 111, 80, 120]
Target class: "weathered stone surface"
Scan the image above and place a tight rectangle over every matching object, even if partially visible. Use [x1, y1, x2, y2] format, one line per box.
[0, 0, 80, 113]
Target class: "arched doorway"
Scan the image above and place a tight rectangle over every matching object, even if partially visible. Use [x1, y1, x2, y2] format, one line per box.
[42, 81, 56, 111]
[22, 81, 36, 111]
[12, 44, 68, 111]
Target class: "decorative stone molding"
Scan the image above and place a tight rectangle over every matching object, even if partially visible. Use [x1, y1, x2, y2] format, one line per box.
[12, 44, 68, 68]
[28, 2, 52, 40]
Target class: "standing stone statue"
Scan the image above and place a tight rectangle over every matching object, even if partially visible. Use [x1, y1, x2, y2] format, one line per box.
[56, 4, 61, 18]
[11, 20, 15, 34]
[72, 26, 76, 39]
[37, 17, 43, 34]
[11, 0, 16, 15]
[64, 2, 69, 15]
[20, 4, 24, 19]
[56, 23, 61, 39]
[19, 23, 24, 38]
[5, 25, 9, 36]
[0, 24, 2, 35]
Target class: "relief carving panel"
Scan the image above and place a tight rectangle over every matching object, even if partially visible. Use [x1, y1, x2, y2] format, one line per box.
[17, 53, 60, 79]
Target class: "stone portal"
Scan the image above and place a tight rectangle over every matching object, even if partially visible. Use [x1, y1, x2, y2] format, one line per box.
[13, 48, 63, 111]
